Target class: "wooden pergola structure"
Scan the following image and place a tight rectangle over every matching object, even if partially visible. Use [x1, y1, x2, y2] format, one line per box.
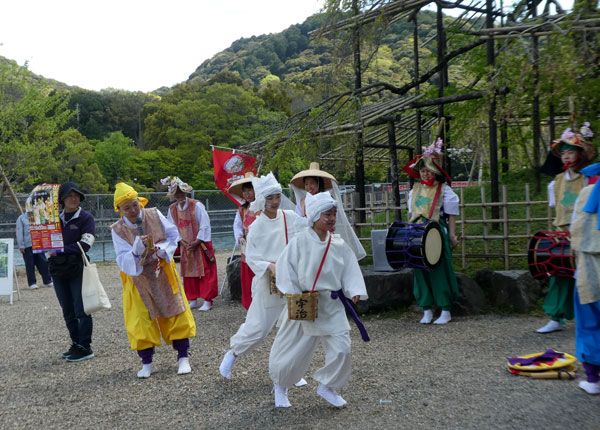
[242, 0, 600, 221]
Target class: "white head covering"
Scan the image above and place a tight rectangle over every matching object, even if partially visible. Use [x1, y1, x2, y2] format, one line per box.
[305, 192, 337, 226]
[249, 172, 282, 212]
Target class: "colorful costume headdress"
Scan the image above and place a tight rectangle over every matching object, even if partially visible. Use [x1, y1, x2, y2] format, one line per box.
[550, 127, 595, 161]
[160, 176, 193, 199]
[114, 182, 148, 212]
[402, 138, 450, 183]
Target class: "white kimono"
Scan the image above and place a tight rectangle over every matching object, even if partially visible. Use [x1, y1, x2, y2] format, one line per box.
[229, 209, 304, 356]
[269, 229, 368, 389]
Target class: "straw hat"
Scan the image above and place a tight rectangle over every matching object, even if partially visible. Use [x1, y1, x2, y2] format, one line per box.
[228, 171, 255, 199]
[290, 162, 336, 190]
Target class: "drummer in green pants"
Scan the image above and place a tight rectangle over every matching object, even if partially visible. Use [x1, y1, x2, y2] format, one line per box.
[403, 137, 460, 325]
[538, 125, 594, 334]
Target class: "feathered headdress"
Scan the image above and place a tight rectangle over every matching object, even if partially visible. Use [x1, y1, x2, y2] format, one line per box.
[402, 137, 450, 183]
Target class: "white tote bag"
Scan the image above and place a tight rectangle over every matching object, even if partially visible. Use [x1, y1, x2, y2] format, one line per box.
[78, 243, 111, 315]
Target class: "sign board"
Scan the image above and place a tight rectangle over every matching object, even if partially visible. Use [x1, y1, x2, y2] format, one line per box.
[26, 184, 63, 253]
[0, 238, 15, 303]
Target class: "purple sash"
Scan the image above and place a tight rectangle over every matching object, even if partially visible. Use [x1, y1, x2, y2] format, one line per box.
[507, 348, 564, 366]
[331, 290, 370, 342]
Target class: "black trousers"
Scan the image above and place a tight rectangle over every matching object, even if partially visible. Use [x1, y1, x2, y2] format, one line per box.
[53, 271, 93, 349]
[22, 247, 52, 286]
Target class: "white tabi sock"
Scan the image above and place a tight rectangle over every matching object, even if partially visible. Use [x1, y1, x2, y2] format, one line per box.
[434, 310, 451, 325]
[219, 350, 236, 380]
[316, 383, 347, 408]
[137, 363, 153, 379]
[420, 310, 433, 324]
[177, 357, 191, 375]
[273, 384, 291, 408]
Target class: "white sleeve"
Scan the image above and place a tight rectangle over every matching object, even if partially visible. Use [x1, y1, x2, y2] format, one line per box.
[233, 210, 243, 243]
[195, 202, 212, 242]
[407, 189, 413, 218]
[167, 206, 175, 224]
[547, 181, 555, 208]
[155, 211, 180, 261]
[112, 229, 143, 276]
[442, 185, 460, 216]
[341, 245, 368, 300]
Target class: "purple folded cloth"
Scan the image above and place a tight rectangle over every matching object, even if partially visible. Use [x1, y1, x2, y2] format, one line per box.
[507, 348, 564, 366]
[330, 290, 370, 342]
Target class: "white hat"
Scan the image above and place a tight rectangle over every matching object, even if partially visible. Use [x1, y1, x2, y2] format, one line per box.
[305, 191, 337, 226]
[249, 172, 282, 212]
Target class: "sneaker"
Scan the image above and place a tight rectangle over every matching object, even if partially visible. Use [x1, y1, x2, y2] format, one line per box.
[28, 284, 38, 290]
[274, 384, 292, 408]
[578, 380, 600, 395]
[65, 345, 94, 362]
[198, 300, 213, 311]
[316, 383, 347, 408]
[62, 344, 78, 359]
[219, 350, 237, 380]
[536, 320, 563, 334]
[43, 282, 54, 288]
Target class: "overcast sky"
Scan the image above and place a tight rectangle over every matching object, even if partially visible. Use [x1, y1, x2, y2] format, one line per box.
[0, 0, 573, 92]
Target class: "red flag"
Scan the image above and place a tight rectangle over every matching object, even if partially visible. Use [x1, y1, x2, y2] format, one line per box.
[212, 148, 257, 206]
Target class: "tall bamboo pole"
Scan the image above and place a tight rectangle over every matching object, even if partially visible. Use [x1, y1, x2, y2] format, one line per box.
[531, 1, 542, 193]
[0, 164, 23, 214]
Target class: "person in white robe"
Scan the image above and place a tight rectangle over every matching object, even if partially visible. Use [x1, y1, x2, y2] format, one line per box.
[218, 173, 306, 382]
[269, 192, 368, 408]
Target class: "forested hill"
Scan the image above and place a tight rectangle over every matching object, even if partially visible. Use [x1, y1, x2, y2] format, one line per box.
[188, 11, 440, 87]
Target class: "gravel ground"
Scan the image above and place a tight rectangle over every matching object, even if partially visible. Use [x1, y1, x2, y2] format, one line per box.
[1, 253, 599, 430]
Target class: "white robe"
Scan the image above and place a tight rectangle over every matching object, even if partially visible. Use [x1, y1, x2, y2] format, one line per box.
[269, 229, 368, 388]
[229, 209, 304, 355]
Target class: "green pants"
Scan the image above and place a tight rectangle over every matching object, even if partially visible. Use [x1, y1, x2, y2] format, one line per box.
[543, 276, 574, 322]
[413, 219, 459, 310]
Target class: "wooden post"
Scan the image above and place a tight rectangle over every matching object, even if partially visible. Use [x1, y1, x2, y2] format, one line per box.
[460, 187, 466, 270]
[387, 121, 402, 221]
[500, 117, 508, 173]
[412, 11, 423, 155]
[502, 185, 509, 270]
[486, 0, 500, 223]
[481, 186, 489, 256]
[352, 0, 366, 223]
[525, 183, 532, 239]
[531, 2, 542, 193]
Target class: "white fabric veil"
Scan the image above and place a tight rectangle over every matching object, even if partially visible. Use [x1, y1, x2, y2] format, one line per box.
[290, 180, 366, 260]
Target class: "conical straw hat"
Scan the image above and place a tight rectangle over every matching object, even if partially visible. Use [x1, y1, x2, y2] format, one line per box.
[228, 171, 255, 198]
[290, 162, 336, 190]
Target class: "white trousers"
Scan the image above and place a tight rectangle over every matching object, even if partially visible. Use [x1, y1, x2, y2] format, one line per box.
[269, 318, 352, 389]
[230, 296, 284, 356]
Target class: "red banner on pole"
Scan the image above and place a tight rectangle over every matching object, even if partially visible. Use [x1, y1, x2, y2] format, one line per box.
[212, 148, 257, 206]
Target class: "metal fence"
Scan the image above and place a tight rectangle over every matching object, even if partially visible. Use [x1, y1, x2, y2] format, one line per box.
[4, 183, 540, 272]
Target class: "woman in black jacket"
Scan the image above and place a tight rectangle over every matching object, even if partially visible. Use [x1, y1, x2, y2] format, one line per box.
[48, 182, 96, 362]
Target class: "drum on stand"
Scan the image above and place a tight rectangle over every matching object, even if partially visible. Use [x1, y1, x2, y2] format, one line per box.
[528, 231, 574, 280]
[385, 221, 444, 271]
